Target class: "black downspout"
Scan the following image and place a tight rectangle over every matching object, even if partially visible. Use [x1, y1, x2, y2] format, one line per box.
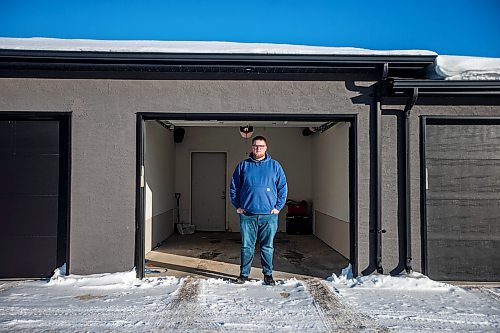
[403, 88, 418, 274]
[375, 97, 384, 274]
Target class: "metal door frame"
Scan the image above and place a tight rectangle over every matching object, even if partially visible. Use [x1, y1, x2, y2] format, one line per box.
[136, 112, 358, 279]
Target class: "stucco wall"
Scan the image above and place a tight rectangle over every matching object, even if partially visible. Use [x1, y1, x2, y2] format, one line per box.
[0, 78, 373, 275]
[380, 113, 401, 274]
[5, 79, 493, 276]
[380, 104, 500, 274]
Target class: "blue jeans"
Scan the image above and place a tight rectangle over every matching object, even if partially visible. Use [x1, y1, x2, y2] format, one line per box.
[239, 213, 278, 277]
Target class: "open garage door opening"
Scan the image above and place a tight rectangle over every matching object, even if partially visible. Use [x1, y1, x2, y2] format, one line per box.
[136, 114, 357, 280]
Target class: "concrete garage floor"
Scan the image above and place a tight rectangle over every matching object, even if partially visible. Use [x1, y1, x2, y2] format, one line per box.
[145, 232, 349, 280]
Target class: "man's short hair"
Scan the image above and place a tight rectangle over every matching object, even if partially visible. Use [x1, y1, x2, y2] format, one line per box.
[252, 135, 267, 144]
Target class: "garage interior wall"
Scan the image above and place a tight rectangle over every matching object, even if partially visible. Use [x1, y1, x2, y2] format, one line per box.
[312, 122, 350, 258]
[174, 126, 313, 232]
[144, 121, 175, 253]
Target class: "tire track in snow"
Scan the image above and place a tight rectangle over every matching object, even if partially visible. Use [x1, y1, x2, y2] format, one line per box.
[478, 287, 500, 303]
[171, 277, 200, 305]
[154, 277, 223, 332]
[465, 286, 500, 303]
[305, 279, 390, 333]
[197, 279, 330, 332]
[0, 282, 21, 294]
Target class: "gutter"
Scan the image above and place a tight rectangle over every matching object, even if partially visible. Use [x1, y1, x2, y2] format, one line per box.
[390, 80, 500, 96]
[0, 49, 437, 65]
[0, 49, 436, 78]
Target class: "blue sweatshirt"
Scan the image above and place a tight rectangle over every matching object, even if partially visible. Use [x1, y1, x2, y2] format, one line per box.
[230, 153, 288, 214]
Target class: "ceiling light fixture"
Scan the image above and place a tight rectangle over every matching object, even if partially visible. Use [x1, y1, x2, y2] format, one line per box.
[239, 125, 254, 139]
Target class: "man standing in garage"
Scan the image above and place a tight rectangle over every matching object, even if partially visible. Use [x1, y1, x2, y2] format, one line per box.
[230, 135, 288, 285]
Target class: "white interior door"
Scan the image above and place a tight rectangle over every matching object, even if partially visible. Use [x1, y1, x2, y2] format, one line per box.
[191, 152, 226, 231]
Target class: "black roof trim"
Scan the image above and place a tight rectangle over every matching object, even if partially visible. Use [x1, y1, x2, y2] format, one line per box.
[0, 49, 436, 79]
[0, 49, 437, 65]
[388, 79, 500, 97]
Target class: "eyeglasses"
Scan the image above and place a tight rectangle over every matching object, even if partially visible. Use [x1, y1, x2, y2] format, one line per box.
[252, 144, 266, 149]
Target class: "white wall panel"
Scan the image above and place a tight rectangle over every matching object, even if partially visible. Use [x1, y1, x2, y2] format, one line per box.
[145, 121, 175, 252]
[312, 122, 350, 257]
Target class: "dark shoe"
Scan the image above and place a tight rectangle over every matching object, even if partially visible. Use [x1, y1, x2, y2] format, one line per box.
[263, 275, 276, 286]
[234, 275, 248, 284]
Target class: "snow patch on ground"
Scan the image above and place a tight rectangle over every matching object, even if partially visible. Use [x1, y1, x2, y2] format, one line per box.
[0, 266, 182, 332]
[47, 266, 138, 289]
[325, 265, 500, 332]
[328, 264, 455, 291]
[47, 265, 178, 289]
[0, 265, 499, 332]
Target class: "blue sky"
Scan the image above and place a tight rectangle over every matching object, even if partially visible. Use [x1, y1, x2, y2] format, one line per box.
[1, 0, 499, 57]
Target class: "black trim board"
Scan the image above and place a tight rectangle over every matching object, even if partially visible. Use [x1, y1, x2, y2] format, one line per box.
[349, 117, 358, 273]
[135, 112, 359, 279]
[140, 113, 358, 122]
[135, 116, 145, 279]
[420, 117, 428, 275]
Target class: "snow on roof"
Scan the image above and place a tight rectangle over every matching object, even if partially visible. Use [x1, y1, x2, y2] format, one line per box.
[1, 37, 499, 80]
[0, 37, 436, 56]
[436, 55, 500, 80]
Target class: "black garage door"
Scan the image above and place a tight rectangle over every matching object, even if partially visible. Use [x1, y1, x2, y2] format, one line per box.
[423, 118, 500, 282]
[0, 116, 69, 279]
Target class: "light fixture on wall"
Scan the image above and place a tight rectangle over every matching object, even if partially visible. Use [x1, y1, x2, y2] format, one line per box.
[239, 125, 254, 139]
[174, 127, 185, 143]
[302, 127, 317, 136]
